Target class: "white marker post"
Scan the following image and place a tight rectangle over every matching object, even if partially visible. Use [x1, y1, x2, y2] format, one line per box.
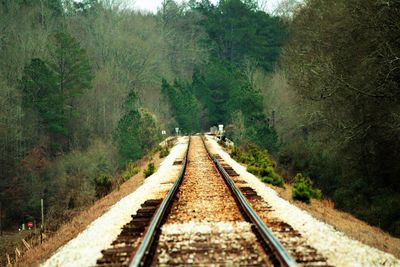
[175, 127, 179, 136]
[218, 124, 224, 140]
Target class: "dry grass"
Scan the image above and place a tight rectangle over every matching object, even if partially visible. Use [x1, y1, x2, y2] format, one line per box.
[273, 185, 400, 258]
[15, 153, 162, 267]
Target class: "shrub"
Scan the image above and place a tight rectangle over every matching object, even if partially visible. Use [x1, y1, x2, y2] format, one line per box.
[218, 139, 227, 148]
[122, 161, 140, 181]
[292, 173, 322, 203]
[261, 172, 285, 187]
[94, 174, 113, 198]
[159, 147, 170, 158]
[247, 165, 261, 176]
[233, 143, 284, 188]
[144, 162, 155, 178]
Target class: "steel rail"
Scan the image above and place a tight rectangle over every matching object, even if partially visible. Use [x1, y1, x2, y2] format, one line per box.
[129, 137, 191, 267]
[202, 135, 297, 267]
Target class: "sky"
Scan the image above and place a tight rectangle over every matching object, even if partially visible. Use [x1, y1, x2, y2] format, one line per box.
[129, 0, 281, 13]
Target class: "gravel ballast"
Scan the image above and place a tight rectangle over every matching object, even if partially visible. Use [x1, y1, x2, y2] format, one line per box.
[167, 136, 243, 223]
[206, 135, 400, 267]
[156, 221, 268, 265]
[42, 137, 188, 267]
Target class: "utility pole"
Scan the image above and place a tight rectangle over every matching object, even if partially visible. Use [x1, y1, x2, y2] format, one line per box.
[0, 201, 2, 236]
[41, 198, 44, 243]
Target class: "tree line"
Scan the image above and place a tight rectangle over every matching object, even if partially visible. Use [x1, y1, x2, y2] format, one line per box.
[267, 0, 400, 236]
[0, 0, 398, 241]
[0, 0, 182, 231]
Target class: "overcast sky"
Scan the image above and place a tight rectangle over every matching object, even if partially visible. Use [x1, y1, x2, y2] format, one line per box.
[129, 0, 281, 13]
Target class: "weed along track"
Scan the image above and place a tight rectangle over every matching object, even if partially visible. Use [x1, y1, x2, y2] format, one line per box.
[97, 135, 327, 266]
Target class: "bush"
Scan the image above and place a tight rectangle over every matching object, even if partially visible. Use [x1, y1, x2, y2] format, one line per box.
[159, 147, 170, 158]
[233, 143, 284, 188]
[94, 174, 113, 198]
[144, 162, 155, 178]
[122, 161, 140, 181]
[247, 165, 261, 176]
[261, 173, 285, 187]
[292, 173, 322, 203]
[218, 139, 227, 148]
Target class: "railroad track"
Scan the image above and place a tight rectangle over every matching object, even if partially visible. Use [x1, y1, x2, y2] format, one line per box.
[97, 135, 328, 266]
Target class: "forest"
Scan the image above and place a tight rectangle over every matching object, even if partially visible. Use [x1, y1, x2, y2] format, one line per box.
[0, 0, 399, 241]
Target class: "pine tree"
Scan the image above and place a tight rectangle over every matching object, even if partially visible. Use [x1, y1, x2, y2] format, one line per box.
[20, 58, 65, 136]
[113, 90, 142, 163]
[20, 32, 93, 153]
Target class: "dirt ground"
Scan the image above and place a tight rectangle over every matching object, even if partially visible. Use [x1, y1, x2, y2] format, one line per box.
[11, 153, 162, 267]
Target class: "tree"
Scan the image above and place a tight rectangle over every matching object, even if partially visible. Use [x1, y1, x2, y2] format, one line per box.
[48, 31, 93, 146]
[193, 0, 287, 71]
[48, 32, 93, 105]
[114, 90, 160, 164]
[20, 58, 65, 139]
[161, 78, 201, 133]
[113, 90, 142, 163]
[20, 31, 93, 153]
[280, 0, 400, 236]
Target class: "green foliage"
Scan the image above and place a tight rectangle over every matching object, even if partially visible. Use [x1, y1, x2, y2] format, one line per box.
[192, 61, 238, 127]
[48, 32, 93, 99]
[191, 61, 278, 151]
[20, 58, 65, 136]
[160, 1, 284, 151]
[292, 173, 322, 204]
[193, 0, 287, 71]
[114, 108, 142, 162]
[138, 110, 161, 151]
[159, 147, 170, 158]
[19, 31, 93, 153]
[121, 161, 140, 181]
[277, 0, 400, 235]
[42, 140, 118, 222]
[217, 139, 227, 148]
[114, 90, 160, 164]
[231, 143, 284, 187]
[94, 174, 113, 198]
[144, 162, 155, 178]
[161, 78, 201, 133]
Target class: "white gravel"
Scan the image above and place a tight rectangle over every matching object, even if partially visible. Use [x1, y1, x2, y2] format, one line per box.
[42, 137, 189, 267]
[206, 135, 400, 267]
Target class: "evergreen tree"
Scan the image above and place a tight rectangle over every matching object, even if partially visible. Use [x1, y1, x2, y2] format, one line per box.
[193, 0, 287, 71]
[48, 32, 93, 147]
[161, 79, 201, 133]
[20, 31, 93, 153]
[48, 32, 93, 103]
[113, 90, 142, 163]
[114, 90, 160, 164]
[20, 58, 66, 140]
